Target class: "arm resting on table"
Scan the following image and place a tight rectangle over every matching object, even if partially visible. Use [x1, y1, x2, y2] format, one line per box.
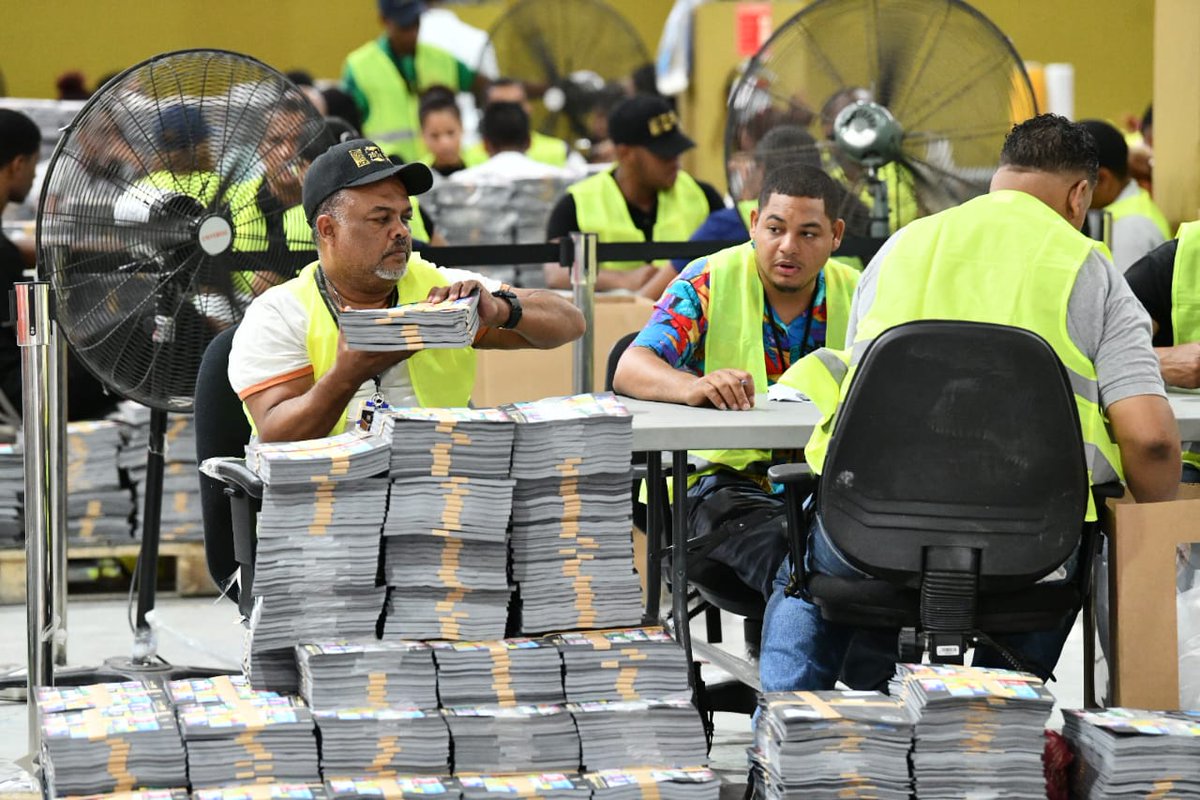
[1108, 393, 1181, 503]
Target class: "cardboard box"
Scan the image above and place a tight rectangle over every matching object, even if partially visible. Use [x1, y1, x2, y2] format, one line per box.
[1103, 483, 1200, 709]
[471, 294, 655, 407]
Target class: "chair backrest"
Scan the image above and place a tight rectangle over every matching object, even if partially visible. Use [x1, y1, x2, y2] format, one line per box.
[819, 320, 1089, 590]
[194, 324, 251, 590]
[605, 331, 640, 393]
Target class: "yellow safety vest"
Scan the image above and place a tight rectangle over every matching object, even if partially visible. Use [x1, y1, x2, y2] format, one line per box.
[780, 190, 1123, 519]
[243, 257, 476, 437]
[567, 167, 709, 270]
[345, 39, 460, 162]
[1108, 184, 1171, 241]
[1173, 221, 1200, 470]
[462, 131, 571, 168]
[691, 241, 860, 479]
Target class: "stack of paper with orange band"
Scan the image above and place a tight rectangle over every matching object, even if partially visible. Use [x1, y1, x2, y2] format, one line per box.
[551, 627, 689, 704]
[505, 394, 640, 634]
[193, 784, 330, 800]
[247, 431, 390, 485]
[441, 704, 580, 774]
[1063, 708, 1200, 799]
[750, 690, 913, 800]
[457, 773, 589, 800]
[0, 443, 21, 545]
[171, 675, 319, 788]
[326, 775, 460, 800]
[296, 640, 438, 712]
[430, 638, 565, 708]
[568, 697, 707, 772]
[583, 767, 721, 800]
[37, 681, 187, 796]
[341, 293, 479, 352]
[313, 706, 451, 777]
[66, 419, 134, 546]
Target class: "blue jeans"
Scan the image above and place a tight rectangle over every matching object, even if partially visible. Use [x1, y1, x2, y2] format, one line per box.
[759, 514, 1080, 692]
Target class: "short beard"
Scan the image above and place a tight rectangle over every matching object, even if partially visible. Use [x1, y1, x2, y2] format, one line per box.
[374, 264, 407, 282]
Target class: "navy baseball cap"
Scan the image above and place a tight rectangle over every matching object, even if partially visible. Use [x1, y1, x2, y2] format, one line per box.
[302, 138, 433, 223]
[608, 95, 694, 158]
[378, 0, 426, 26]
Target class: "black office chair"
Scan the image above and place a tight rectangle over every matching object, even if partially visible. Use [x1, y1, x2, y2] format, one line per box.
[195, 324, 263, 616]
[770, 320, 1115, 688]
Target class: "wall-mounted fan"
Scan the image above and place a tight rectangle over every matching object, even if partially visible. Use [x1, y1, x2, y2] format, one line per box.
[725, 0, 1037, 238]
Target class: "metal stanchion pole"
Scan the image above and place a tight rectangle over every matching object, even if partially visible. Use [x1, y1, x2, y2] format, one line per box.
[16, 281, 57, 758]
[52, 329, 67, 667]
[570, 232, 597, 394]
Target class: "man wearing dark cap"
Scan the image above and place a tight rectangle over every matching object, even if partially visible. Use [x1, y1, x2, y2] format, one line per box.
[544, 95, 723, 293]
[228, 138, 584, 443]
[342, 0, 484, 163]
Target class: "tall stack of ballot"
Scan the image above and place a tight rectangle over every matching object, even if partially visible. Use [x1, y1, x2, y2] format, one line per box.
[584, 767, 721, 800]
[193, 784, 330, 800]
[0, 442, 22, 547]
[326, 776, 459, 800]
[36, 681, 187, 796]
[441, 704, 581, 773]
[296, 640, 438, 711]
[750, 691, 913, 800]
[67, 419, 134, 545]
[113, 404, 204, 543]
[244, 432, 390, 691]
[313, 706, 452, 776]
[551, 628, 690, 703]
[377, 407, 515, 642]
[432, 638, 566, 707]
[1064, 708, 1200, 799]
[341, 293, 480, 351]
[505, 394, 641, 633]
[170, 675, 319, 788]
[570, 697, 707, 771]
[458, 773, 589, 800]
[890, 663, 1054, 799]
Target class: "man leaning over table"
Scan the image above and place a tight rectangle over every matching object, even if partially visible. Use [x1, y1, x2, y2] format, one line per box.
[611, 164, 860, 600]
[228, 137, 584, 443]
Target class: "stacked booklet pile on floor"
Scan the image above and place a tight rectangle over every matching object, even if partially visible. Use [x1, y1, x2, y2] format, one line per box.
[378, 407, 515, 641]
[297, 640, 438, 710]
[244, 431, 390, 691]
[442, 704, 581, 773]
[170, 675, 319, 787]
[458, 773, 589, 800]
[313, 706, 452, 776]
[326, 776, 459, 800]
[570, 697, 707, 771]
[1063, 708, 1200, 799]
[341, 293, 480, 351]
[890, 663, 1054, 799]
[37, 681, 187, 796]
[750, 691, 913, 800]
[552, 627, 690, 703]
[67, 419, 133, 545]
[584, 767, 721, 800]
[432, 638, 565, 707]
[193, 784, 330, 800]
[0, 442, 22, 546]
[113, 404, 204, 543]
[505, 393, 641, 633]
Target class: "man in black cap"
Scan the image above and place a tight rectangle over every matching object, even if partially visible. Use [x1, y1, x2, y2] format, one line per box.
[544, 95, 723, 293]
[342, 0, 484, 163]
[228, 138, 584, 443]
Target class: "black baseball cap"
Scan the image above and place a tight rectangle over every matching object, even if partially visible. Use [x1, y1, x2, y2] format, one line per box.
[302, 138, 433, 223]
[378, 0, 425, 26]
[608, 95, 694, 159]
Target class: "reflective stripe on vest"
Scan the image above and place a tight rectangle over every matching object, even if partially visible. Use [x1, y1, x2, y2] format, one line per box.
[1108, 184, 1171, 241]
[567, 168, 709, 270]
[346, 39, 460, 162]
[789, 190, 1123, 519]
[692, 242, 860, 478]
[1174, 221, 1200, 469]
[242, 257, 476, 437]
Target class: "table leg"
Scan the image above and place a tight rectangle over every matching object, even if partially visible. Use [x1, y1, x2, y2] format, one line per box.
[643, 452, 663, 624]
[671, 449, 695, 690]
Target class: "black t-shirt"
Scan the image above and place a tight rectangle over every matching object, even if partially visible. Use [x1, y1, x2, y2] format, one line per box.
[1125, 238, 1177, 346]
[545, 171, 725, 242]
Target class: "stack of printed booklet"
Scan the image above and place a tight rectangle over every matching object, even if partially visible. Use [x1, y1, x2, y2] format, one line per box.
[1064, 708, 1200, 798]
[431, 638, 565, 707]
[505, 394, 642, 633]
[297, 640, 438, 711]
[66, 419, 133, 546]
[552, 628, 691, 703]
[0, 442, 22, 545]
[112, 403, 204, 543]
[341, 294, 480, 351]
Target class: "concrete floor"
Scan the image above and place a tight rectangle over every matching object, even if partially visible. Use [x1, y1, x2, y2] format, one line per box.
[0, 593, 1092, 791]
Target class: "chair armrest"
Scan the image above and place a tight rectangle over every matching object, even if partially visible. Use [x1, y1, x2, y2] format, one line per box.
[768, 463, 817, 493]
[1091, 481, 1125, 502]
[200, 457, 264, 501]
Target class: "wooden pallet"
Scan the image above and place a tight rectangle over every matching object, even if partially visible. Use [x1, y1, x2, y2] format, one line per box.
[0, 542, 216, 604]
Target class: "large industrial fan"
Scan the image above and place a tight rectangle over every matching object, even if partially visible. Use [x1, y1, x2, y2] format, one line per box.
[32, 49, 329, 676]
[725, 0, 1037, 238]
[481, 0, 651, 146]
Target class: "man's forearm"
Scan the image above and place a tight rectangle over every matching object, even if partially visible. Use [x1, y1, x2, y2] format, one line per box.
[253, 371, 360, 443]
[502, 289, 585, 349]
[612, 346, 698, 403]
[1155, 345, 1200, 389]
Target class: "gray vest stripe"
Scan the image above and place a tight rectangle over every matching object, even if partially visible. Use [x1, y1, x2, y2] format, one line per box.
[814, 348, 849, 383]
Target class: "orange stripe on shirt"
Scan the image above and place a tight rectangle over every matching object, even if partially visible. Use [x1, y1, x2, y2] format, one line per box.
[237, 365, 314, 400]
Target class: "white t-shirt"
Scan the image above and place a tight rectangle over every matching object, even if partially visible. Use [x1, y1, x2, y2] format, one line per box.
[228, 265, 501, 433]
[449, 151, 581, 184]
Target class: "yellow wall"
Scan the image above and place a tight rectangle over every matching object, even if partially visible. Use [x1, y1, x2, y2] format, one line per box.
[0, 0, 670, 98]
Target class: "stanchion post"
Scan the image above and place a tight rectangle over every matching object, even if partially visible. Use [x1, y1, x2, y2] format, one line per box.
[16, 281, 57, 758]
[570, 232, 597, 394]
[52, 328, 67, 667]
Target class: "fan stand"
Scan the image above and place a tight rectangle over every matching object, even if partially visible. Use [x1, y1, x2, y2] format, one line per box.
[865, 164, 891, 240]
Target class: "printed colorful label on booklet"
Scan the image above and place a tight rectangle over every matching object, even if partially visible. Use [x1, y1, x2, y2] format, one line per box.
[327, 777, 452, 796]
[505, 393, 631, 423]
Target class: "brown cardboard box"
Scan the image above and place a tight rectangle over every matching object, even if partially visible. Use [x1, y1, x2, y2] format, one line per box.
[471, 294, 655, 406]
[1103, 483, 1200, 709]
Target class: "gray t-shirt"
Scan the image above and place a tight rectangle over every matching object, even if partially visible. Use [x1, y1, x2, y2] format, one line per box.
[848, 225, 1166, 409]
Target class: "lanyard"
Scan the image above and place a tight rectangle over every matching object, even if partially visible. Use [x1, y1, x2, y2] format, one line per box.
[314, 265, 398, 419]
[764, 283, 817, 377]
